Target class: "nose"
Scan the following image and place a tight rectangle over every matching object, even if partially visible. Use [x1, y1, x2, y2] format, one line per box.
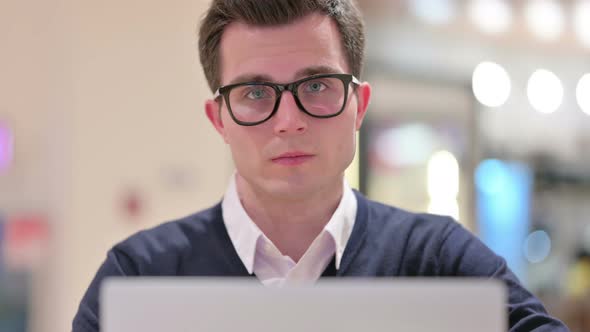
[272, 91, 308, 135]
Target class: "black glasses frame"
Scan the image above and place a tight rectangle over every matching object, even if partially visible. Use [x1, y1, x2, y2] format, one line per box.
[213, 73, 361, 126]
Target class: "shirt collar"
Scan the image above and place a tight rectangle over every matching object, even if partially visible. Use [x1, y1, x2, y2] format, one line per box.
[221, 173, 357, 274]
[324, 181, 357, 270]
[221, 174, 262, 274]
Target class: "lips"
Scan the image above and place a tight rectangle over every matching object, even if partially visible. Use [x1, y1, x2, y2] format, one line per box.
[271, 151, 315, 166]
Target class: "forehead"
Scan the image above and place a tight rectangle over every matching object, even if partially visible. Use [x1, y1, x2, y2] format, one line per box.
[219, 13, 349, 85]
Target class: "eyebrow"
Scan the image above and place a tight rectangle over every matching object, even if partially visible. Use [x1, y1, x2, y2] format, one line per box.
[226, 65, 343, 86]
[294, 65, 342, 79]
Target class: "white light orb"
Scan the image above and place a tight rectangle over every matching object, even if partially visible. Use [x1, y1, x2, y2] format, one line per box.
[428, 199, 460, 221]
[525, 0, 565, 41]
[524, 230, 552, 263]
[427, 150, 460, 200]
[577, 73, 590, 116]
[468, 0, 512, 35]
[574, 1, 590, 48]
[472, 61, 511, 107]
[527, 69, 563, 114]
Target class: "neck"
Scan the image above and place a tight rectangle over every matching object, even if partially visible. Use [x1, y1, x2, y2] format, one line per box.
[235, 173, 344, 262]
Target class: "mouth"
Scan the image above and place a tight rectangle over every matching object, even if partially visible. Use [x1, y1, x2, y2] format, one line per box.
[271, 151, 315, 166]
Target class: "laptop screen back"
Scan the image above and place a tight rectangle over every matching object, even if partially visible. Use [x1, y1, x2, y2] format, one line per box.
[101, 278, 506, 332]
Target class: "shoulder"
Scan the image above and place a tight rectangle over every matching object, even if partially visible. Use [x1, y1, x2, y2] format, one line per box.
[360, 195, 459, 242]
[72, 204, 225, 331]
[351, 195, 570, 330]
[360, 196, 502, 275]
[111, 203, 224, 274]
[118, 203, 221, 249]
[354, 193, 480, 275]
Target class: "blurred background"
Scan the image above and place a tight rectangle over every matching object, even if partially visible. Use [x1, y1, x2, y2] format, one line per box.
[1, 0, 590, 331]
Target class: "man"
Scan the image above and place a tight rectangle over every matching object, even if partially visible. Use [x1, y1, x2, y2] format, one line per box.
[73, 0, 569, 331]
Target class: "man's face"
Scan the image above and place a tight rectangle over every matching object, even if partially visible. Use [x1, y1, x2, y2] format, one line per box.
[205, 13, 371, 200]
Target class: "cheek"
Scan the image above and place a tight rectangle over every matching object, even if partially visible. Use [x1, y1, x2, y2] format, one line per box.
[340, 110, 359, 146]
[225, 126, 266, 168]
[324, 116, 357, 165]
[224, 125, 248, 153]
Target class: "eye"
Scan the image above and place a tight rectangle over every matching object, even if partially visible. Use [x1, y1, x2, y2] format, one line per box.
[304, 80, 327, 93]
[246, 87, 272, 100]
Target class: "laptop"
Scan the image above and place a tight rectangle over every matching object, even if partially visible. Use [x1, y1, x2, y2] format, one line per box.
[101, 278, 506, 332]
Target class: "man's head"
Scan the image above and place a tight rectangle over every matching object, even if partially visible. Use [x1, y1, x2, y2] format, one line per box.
[199, 0, 371, 201]
[199, 0, 366, 93]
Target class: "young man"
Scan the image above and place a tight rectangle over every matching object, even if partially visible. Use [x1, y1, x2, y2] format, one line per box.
[73, 0, 569, 331]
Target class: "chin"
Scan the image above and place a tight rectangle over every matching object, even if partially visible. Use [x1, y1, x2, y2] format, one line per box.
[259, 171, 343, 200]
[260, 176, 316, 199]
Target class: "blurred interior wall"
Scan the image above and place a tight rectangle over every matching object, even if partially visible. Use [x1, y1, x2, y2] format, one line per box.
[1, 1, 229, 331]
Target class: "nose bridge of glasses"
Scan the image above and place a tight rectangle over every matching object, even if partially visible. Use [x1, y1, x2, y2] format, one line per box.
[275, 82, 300, 104]
[272, 83, 308, 123]
[275, 82, 298, 94]
[276, 85, 297, 107]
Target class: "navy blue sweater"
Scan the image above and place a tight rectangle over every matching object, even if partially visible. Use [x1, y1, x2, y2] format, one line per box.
[73, 191, 569, 331]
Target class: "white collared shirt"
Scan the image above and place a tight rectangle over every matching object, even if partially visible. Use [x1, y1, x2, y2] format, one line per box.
[221, 173, 357, 287]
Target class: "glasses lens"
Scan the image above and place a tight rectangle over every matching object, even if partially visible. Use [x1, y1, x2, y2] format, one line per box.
[228, 84, 276, 123]
[297, 77, 345, 116]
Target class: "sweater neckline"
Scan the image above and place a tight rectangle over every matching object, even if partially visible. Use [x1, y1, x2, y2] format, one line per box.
[212, 190, 368, 278]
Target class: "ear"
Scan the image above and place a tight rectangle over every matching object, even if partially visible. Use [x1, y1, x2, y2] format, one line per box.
[354, 81, 371, 130]
[205, 99, 229, 144]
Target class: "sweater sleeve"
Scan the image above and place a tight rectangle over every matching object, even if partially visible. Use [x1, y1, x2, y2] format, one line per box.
[72, 248, 138, 332]
[438, 222, 570, 332]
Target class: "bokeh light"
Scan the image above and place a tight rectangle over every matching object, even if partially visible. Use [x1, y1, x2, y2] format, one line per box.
[576, 73, 590, 115]
[427, 150, 459, 199]
[409, 0, 457, 25]
[468, 0, 513, 35]
[375, 124, 437, 168]
[573, 0, 590, 48]
[427, 150, 460, 220]
[524, 0, 565, 41]
[475, 159, 510, 196]
[527, 69, 563, 114]
[472, 61, 512, 107]
[524, 230, 552, 263]
[0, 122, 14, 172]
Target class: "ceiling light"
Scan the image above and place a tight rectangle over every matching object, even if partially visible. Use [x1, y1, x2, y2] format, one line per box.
[525, 0, 565, 41]
[576, 73, 590, 115]
[527, 69, 563, 114]
[472, 61, 511, 107]
[468, 0, 513, 35]
[409, 0, 457, 25]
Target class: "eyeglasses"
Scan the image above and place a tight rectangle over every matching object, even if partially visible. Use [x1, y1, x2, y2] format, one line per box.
[213, 73, 361, 126]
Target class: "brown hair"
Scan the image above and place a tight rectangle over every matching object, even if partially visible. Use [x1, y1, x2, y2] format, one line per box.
[198, 0, 365, 92]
